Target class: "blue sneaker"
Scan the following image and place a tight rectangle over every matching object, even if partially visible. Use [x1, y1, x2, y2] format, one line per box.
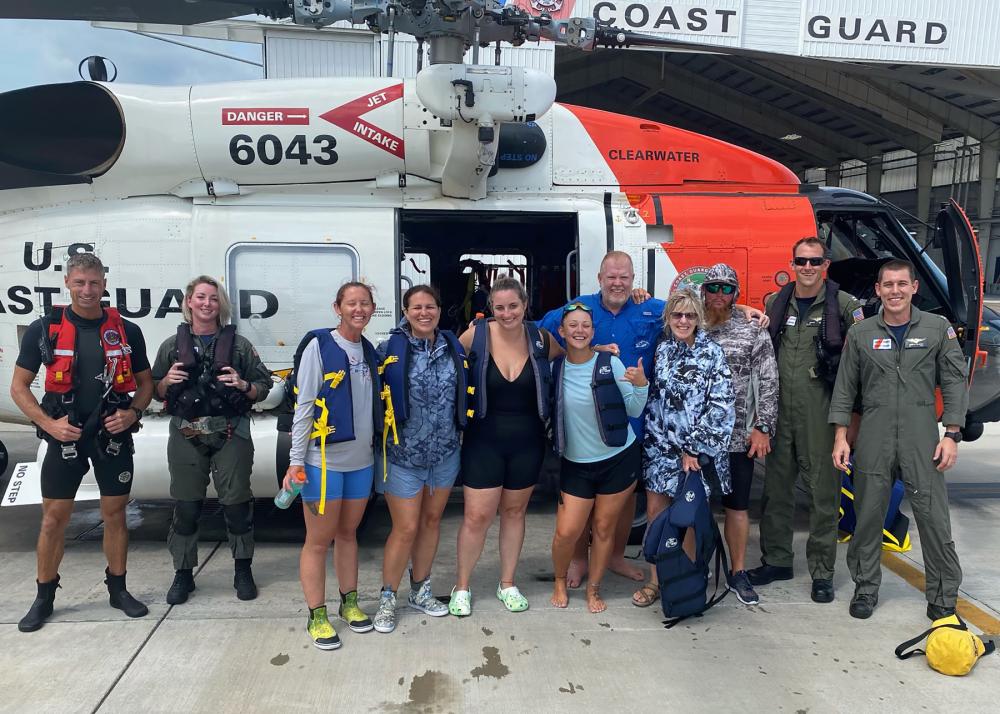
[728, 570, 760, 605]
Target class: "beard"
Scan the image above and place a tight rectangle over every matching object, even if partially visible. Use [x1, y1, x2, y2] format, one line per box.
[705, 303, 732, 327]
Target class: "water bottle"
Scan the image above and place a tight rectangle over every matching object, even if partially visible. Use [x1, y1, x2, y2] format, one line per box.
[274, 475, 305, 509]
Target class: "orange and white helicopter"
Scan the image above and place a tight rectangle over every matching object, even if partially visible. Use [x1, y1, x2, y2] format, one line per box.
[0, 1, 990, 504]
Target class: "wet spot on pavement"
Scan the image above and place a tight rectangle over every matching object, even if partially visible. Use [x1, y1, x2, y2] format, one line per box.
[270, 653, 290, 666]
[558, 682, 584, 694]
[580, 639, 591, 646]
[598, 622, 611, 628]
[398, 677, 404, 686]
[470, 647, 509, 680]
[481, 627, 493, 636]
[509, 635, 515, 641]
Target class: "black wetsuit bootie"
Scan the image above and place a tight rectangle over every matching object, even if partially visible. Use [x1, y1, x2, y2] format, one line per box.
[166, 569, 195, 605]
[234, 558, 258, 601]
[105, 568, 149, 618]
[18, 575, 61, 632]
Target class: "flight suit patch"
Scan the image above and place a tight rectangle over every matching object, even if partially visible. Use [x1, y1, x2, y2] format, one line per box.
[852, 307, 865, 323]
[946, 326, 957, 339]
[904, 337, 927, 349]
[785, 315, 797, 326]
[872, 338, 892, 350]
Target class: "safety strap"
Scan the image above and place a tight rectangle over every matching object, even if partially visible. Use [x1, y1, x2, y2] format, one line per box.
[300, 369, 345, 516]
[378, 356, 401, 482]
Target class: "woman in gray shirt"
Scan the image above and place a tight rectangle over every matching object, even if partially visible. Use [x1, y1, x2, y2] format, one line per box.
[282, 282, 382, 651]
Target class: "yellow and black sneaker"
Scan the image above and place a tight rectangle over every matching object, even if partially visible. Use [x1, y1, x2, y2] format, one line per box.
[307, 605, 342, 650]
[338, 590, 374, 633]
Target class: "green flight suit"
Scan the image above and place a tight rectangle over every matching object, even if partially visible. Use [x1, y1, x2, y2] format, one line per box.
[829, 307, 967, 607]
[761, 284, 863, 580]
[152, 328, 272, 570]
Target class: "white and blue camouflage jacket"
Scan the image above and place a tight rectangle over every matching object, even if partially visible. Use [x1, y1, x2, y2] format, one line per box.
[642, 329, 736, 496]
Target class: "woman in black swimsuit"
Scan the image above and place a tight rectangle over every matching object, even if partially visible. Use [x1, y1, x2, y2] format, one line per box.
[448, 276, 562, 616]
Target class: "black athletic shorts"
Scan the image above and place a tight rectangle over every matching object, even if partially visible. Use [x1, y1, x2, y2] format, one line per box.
[460, 415, 545, 491]
[560, 441, 640, 500]
[40, 436, 135, 500]
[717, 452, 755, 511]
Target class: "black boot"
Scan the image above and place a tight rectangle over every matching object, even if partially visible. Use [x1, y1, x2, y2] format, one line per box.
[234, 558, 258, 601]
[166, 569, 196, 605]
[105, 568, 149, 618]
[18, 576, 61, 633]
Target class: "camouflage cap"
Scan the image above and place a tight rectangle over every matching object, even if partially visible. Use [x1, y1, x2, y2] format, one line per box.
[702, 263, 740, 288]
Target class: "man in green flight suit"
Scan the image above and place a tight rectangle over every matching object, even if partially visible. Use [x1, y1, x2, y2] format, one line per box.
[153, 276, 272, 604]
[750, 237, 863, 604]
[830, 259, 967, 620]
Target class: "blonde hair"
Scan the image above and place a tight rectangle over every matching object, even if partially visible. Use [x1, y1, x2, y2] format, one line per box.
[182, 275, 232, 327]
[662, 288, 705, 335]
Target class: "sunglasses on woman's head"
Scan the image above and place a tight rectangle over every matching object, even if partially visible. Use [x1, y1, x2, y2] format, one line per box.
[563, 302, 593, 314]
[704, 283, 735, 295]
[793, 256, 826, 267]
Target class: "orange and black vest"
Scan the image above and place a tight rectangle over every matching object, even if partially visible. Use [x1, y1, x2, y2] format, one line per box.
[42, 306, 137, 397]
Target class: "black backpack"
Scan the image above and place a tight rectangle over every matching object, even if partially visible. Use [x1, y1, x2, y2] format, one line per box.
[643, 469, 729, 627]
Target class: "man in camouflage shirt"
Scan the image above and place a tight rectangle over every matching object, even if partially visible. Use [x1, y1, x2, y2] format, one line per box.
[702, 264, 779, 605]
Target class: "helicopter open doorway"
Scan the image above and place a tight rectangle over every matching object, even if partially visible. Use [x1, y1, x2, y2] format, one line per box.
[398, 210, 579, 334]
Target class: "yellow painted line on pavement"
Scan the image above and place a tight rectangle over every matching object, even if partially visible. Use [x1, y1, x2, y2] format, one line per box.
[882, 552, 1000, 634]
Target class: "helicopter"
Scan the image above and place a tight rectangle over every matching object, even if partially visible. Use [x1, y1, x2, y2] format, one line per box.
[0, 1, 988, 504]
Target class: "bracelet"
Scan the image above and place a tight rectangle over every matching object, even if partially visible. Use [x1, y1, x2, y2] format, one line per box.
[241, 380, 252, 394]
[131, 407, 143, 421]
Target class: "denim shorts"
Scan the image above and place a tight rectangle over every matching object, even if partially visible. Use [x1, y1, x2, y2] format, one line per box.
[301, 463, 374, 502]
[384, 448, 460, 499]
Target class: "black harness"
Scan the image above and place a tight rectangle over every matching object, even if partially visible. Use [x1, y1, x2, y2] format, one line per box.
[164, 324, 252, 420]
[766, 280, 845, 389]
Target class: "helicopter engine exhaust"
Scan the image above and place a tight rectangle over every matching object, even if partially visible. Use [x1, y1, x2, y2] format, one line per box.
[0, 82, 125, 177]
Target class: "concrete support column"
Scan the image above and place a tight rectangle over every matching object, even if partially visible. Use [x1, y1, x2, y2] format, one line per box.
[978, 144, 998, 291]
[916, 149, 934, 244]
[866, 157, 882, 196]
[825, 166, 840, 187]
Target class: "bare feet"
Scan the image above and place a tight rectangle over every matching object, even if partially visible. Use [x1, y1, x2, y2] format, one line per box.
[551, 576, 569, 608]
[586, 583, 606, 614]
[609, 555, 645, 582]
[566, 558, 588, 589]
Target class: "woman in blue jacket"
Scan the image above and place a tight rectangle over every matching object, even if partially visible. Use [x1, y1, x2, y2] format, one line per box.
[373, 285, 469, 634]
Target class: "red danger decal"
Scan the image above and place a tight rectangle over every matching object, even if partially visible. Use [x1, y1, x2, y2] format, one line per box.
[320, 85, 404, 159]
[222, 108, 310, 125]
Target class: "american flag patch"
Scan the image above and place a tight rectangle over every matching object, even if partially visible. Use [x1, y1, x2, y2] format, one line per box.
[946, 326, 957, 339]
[872, 338, 893, 350]
[852, 307, 865, 323]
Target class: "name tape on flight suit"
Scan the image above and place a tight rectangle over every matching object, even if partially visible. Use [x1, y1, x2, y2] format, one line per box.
[872, 338, 893, 350]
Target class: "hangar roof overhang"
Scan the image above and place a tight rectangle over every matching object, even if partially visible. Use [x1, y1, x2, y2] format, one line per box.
[554, 47, 1000, 174]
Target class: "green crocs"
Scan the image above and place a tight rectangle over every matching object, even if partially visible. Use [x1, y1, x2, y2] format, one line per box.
[496, 583, 529, 613]
[449, 587, 472, 617]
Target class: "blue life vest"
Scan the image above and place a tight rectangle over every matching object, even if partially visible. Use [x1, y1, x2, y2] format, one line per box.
[551, 351, 629, 457]
[467, 318, 551, 421]
[291, 328, 383, 446]
[643, 469, 729, 627]
[380, 328, 472, 439]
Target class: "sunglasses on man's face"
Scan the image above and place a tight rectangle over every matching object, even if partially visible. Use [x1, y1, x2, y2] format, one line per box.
[704, 283, 736, 295]
[670, 312, 698, 322]
[793, 256, 826, 267]
[563, 302, 593, 314]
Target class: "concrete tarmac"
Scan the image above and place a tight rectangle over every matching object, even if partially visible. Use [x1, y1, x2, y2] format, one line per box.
[1, 425, 997, 713]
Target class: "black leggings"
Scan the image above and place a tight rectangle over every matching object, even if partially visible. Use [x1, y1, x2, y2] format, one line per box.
[460, 414, 545, 491]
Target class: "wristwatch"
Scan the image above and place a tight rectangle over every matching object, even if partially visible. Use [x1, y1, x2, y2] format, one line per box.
[131, 407, 143, 421]
[944, 430, 963, 443]
[241, 380, 253, 394]
[755, 423, 771, 435]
